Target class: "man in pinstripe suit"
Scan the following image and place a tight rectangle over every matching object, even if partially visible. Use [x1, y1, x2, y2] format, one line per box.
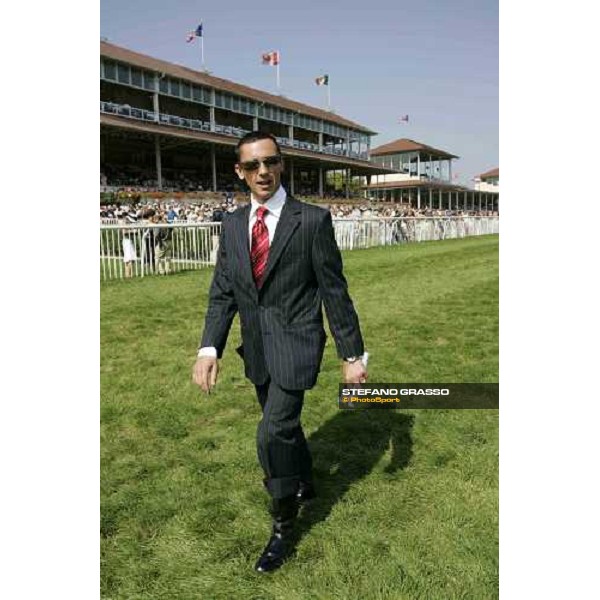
[193, 131, 367, 572]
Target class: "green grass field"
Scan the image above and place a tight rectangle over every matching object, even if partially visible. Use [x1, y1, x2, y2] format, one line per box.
[101, 235, 498, 600]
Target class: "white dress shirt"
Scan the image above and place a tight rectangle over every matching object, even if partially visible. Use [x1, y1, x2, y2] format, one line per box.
[247, 185, 286, 247]
[198, 186, 287, 358]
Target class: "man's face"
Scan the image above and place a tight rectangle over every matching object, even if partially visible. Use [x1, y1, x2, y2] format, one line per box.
[235, 139, 283, 202]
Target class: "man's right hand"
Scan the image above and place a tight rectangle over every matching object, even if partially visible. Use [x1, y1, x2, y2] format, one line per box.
[192, 356, 219, 393]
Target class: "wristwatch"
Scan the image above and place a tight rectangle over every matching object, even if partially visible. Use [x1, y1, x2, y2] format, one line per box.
[344, 356, 360, 363]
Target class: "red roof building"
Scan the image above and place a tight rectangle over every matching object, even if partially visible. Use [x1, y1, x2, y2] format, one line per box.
[362, 138, 498, 211]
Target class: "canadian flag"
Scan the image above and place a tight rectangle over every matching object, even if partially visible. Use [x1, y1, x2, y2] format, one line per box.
[261, 51, 280, 66]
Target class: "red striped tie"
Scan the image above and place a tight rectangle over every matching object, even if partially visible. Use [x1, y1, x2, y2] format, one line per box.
[251, 206, 269, 288]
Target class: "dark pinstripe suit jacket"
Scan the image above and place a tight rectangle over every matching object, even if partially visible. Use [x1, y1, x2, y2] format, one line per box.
[200, 195, 364, 390]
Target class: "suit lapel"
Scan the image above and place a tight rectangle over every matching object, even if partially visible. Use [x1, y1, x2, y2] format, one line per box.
[260, 196, 301, 289]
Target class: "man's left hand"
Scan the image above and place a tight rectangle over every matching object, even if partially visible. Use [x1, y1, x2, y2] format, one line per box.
[342, 360, 368, 384]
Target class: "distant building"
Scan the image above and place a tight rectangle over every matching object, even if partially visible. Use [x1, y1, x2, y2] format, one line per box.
[364, 138, 498, 212]
[475, 168, 499, 193]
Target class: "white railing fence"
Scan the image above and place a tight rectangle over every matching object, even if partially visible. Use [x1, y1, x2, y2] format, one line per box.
[332, 216, 499, 250]
[100, 217, 498, 281]
[100, 223, 221, 281]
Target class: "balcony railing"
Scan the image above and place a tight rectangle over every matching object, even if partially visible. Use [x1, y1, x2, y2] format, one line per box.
[100, 101, 369, 161]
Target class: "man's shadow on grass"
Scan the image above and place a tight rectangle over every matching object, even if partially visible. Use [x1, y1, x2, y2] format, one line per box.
[292, 409, 414, 547]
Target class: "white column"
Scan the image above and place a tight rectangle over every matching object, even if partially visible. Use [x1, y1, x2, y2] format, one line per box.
[210, 89, 216, 132]
[153, 92, 160, 122]
[153, 74, 160, 123]
[417, 187, 421, 209]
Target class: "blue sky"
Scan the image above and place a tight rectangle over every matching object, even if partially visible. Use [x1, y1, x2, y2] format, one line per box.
[101, 0, 498, 185]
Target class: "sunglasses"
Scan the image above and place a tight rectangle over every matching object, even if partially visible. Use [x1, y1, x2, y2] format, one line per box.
[238, 155, 282, 172]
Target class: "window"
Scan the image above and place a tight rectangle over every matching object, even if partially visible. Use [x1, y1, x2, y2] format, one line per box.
[232, 96, 239, 111]
[143, 71, 155, 91]
[117, 64, 130, 84]
[192, 85, 202, 102]
[131, 68, 143, 88]
[159, 78, 168, 94]
[197, 88, 205, 104]
[182, 82, 191, 98]
[103, 60, 116, 81]
[170, 80, 180, 96]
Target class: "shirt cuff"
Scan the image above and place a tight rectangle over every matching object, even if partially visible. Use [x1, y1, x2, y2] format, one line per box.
[197, 347, 217, 358]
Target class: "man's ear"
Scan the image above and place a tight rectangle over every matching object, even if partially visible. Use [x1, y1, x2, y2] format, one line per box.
[234, 165, 245, 180]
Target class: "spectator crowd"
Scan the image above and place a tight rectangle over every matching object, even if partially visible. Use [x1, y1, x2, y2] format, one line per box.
[101, 197, 498, 225]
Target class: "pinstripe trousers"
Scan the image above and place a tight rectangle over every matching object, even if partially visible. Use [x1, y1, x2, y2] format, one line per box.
[255, 379, 313, 499]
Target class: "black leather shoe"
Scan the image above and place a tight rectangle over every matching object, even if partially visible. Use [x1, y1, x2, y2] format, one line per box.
[254, 528, 290, 573]
[296, 481, 317, 504]
[255, 495, 298, 573]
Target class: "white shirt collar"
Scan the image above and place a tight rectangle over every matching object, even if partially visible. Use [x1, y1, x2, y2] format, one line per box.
[250, 185, 287, 219]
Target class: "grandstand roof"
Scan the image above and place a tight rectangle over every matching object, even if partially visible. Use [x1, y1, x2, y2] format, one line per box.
[370, 138, 458, 159]
[101, 42, 377, 135]
[478, 167, 499, 180]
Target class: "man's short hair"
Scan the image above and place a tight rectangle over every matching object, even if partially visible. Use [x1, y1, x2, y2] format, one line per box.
[235, 131, 282, 161]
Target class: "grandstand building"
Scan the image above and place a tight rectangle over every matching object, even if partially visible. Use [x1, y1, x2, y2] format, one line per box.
[364, 138, 499, 212]
[100, 41, 394, 198]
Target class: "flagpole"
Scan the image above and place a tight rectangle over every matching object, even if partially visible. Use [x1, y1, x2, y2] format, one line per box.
[201, 36, 205, 70]
[276, 60, 280, 92]
[327, 83, 331, 111]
